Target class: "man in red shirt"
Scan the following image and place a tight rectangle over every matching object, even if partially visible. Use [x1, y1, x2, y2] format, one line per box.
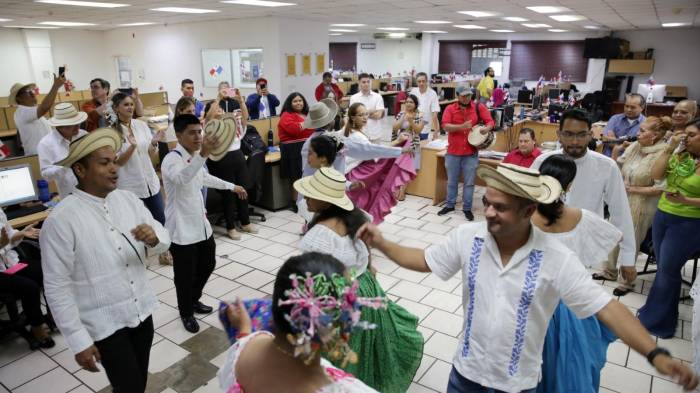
[438, 86, 494, 220]
[314, 72, 344, 103]
[503, 128, 542, 168]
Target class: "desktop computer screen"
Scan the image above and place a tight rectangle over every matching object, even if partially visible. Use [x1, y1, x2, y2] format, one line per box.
[532, 95, 542, 111]
[637, 84, 667, 103]
[348, 83, 359, 95]
[503, 104, 515, 125]
[548, 88, 561, 101]
[517, 89, 534, 104]
[0, 164, 37, 207]
[443, 87, 455, 100]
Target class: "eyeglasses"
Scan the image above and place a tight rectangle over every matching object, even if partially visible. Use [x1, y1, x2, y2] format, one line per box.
[560, 131, 591, 140]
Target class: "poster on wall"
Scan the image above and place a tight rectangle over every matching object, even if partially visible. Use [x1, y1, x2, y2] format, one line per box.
[286, 54, 296, 76]
[301, 54, 311, 76]
[115, 56, 132, 88]
[233, 48, 263, 88]
[201, 49, 232, 87]
[315, 53, 325, 75]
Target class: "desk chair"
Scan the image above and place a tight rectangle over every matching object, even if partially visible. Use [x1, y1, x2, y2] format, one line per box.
[246, 150, 267, 222]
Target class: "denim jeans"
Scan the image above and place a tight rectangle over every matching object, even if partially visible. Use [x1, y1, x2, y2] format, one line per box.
[638, 210, 700, 338]
[141, 191, 165, 225]
[445, 153, 479, 211]
[447, 367, 536, 393]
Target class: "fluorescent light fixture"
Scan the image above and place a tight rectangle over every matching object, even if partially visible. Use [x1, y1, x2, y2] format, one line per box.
[377, 27, 409, 31]
[522, 23, 550, 28]
[490, 29, 514, 32]
[584, 25, 601, 29]
[454, 24, 486, 29]
[329, 33, 342, 36]
[388, 32, 407, 38]
[549, 14, 586, 22]
[0, 18, 12, 22]
[118, 22, 155, 26]
[330, 23, 365, 27]
[329, 28, 356, 32]
[151, 7, 219, 13]
[548, 29, 567, 32]
[526, 6, 570, 14]
[35, 0, 128, 7]
[662, 22, 690, 27]
[422, 30, 447, 33]
[221, 0, 295, 6]
[39, 21, 96, 26]
[503, 16, 527, 22]
[459, 11, 496, 17]
[4, 25, 61, 29]
[414, 20, 451, 24]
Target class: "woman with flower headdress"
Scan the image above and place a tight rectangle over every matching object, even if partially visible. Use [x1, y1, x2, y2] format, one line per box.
[218, 252, 380, 392]
[531, 154, 622, 393]
[294, 167, 423, 393]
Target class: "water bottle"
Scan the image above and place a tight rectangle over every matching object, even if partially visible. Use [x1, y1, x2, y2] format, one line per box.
[37, 179, 50, 202]
[267, 128, 274, 152]
[519, 105, 525, 120]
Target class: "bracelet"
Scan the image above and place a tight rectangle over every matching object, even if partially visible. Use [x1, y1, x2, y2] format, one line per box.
[646, 347, 671, 365]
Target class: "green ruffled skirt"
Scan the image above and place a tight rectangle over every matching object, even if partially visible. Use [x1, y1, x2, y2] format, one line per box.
[337, 271, 424, 393]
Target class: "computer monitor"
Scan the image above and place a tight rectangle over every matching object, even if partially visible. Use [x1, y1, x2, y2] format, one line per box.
[443, 87, 455, 100]
[532, 95, 541, 111]
[548, 88, 561, 101]
[348, 83, 359, 95]
[637, 84, 667, 103]
[503, 104, 514, 125]
[0, 164, 37, 208]
[517, 89, 534, 104]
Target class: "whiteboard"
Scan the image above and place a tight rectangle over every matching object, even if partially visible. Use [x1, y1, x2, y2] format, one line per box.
[201, 49, 233, 88]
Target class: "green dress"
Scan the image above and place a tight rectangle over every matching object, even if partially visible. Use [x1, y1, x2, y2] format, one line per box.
[299, 224, 424, 393]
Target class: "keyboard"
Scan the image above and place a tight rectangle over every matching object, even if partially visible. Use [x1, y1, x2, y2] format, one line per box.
[5, 204, 48, 220]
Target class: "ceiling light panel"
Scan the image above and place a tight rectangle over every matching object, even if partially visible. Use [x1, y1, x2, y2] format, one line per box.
[329, 28, 356, 32]
[459, 11, 496, 17]
[454, 24, 486, 29]
[150, 7, 219, 13]
[503, 17, 528, 22]
[414, 20, 451, 24]
[526, 6, 570, 14]
[549, 14, 586, 22]
[330, 24, 365, 27]
[522, 23, 551, 28]
[35, 0, 128, 7]
[221, 0, 295, 6]
[39, 21, 96, 26]
[377, 27, 409, 31]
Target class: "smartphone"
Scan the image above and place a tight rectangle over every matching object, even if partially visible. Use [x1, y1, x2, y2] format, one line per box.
[58, 66, 66, 77]
[118, 88, 134, 95]
[259, 83, 266, 89]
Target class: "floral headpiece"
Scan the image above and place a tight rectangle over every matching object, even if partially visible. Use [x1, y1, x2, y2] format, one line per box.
[278, 272, 386, 367]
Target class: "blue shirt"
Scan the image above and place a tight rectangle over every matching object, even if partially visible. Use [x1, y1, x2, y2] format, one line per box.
[602, 113, 645, 156]
[194, 100, 205, 118]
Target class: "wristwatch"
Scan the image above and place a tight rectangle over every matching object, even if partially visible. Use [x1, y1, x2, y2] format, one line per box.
[646, 347, 671, 365]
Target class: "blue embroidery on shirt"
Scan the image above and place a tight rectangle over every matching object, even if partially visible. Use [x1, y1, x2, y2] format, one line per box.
[461, 237, 484, 358]
[507, 249, 543, 376]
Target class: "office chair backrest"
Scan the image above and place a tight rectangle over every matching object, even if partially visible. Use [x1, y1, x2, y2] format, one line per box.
[246, 151, 265, 203]
[241, 125, 267, 156]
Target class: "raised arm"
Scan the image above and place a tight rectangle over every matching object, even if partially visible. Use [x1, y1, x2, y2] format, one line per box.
[37, 74, 65, 118]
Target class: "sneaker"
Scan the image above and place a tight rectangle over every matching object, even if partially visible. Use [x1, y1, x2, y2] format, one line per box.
[437, 207, 455, 216]
[227, 229, 241, 241]
[464, 211, 474, 221]
[240, 224, 258, 234]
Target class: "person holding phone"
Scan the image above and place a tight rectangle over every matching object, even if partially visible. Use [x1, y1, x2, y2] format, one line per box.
[638, 117, 700, 338]
[204, 81, 249, 123]
[245, 78, 279, 120]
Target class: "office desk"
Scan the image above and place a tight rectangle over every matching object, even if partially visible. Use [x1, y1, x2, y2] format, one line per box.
[0, 129, 16, 138]
[9, 210, 49, 229]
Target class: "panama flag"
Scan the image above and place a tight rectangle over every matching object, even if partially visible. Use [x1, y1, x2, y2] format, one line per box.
[536, 75, 545, 89]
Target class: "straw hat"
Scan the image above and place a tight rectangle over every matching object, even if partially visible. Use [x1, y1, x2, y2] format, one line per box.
[8, 83, 36, 106]
[49, 103, 88, 127]
[203, 118, 237, 162]
[476, 163, 562, 204]
[293, 167, 353, 211]
[56, 128, 122, 167]
[302, 98, 338, 129]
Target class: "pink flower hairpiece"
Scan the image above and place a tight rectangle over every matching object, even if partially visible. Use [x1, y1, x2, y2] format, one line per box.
[278, 272, 386, 366]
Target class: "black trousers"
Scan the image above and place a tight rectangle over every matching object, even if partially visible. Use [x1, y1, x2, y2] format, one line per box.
[207, 149, 251, 229]
[0, 259, 44, 326]
[94, 316, 154, 393]
[171, 236, 216, 317]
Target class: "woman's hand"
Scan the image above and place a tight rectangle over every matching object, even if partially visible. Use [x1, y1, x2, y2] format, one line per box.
[665, 191, 688, 204]
[20, 223, 39, 240]
[0, 228, 9, 249]
[126, 132, 137, 146]
[226, 298, 252, 334]
[151, 129, 165, 145]
[667, 130, 686, 150]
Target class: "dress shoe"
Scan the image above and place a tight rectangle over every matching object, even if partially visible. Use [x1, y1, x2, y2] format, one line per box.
[240, 224, 258, 234]
[181, 316, 200, 333]
[193, 301, 213, 314]
[437, 207, 455, 216]
[227, 229, 241, 240]
[464, 211, 474, 221]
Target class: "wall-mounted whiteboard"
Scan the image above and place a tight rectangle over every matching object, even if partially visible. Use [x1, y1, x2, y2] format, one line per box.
[201, 49, 233, 88]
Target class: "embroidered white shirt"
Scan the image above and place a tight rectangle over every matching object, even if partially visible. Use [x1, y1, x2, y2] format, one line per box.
[425, 222, 612, 392]
[40, 188, 170, 355]
[350, 91, 385, 142]
[15, 105, 52, 155]
[116, 119, 161, 198]
[532, 149, 636, 266]
[299, 224, 369, 275]
[37, 128, 87, 198]
[161, 145, 235, 245]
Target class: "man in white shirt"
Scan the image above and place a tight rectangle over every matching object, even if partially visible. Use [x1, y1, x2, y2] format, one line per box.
[410, 72, 441, 139]
[161, 114, 247, 333]
[531, 109, 637, 293]
[9, 74, 65, 155]
[349, 73, 385, 144]
[40, 129, 171, 393]
[37, 103, 88, 198]
[357, 163, 697, 392]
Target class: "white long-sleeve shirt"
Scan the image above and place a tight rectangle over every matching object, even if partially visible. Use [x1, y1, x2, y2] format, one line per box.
[40, 188, 170, 355]
[532, 149, 636, 267]
[116, 119, 160, 198]
[161, 145, 235, 245]
[36, 128, 87, 198]
[344, 130, 403, 174]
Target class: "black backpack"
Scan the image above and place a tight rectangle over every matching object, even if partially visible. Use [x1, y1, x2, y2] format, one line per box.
[240, 125, 267, 156]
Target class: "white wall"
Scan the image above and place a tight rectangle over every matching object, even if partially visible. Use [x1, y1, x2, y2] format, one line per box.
[0, 29, 36, 94]
[331, 35, 423, 76]
[51, 29, 111, 91]
[277, 18, 328, 104]
[612, 27, 700, 100]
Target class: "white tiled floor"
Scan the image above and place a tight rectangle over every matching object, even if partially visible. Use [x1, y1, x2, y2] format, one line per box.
[0, 190, 697, 392]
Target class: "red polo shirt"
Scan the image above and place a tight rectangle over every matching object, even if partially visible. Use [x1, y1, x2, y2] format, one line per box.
[502, 147, 542, 168]
[441, 102, 495, 156]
